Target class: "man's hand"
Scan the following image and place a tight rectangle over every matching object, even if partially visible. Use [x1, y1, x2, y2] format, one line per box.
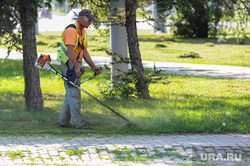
[67, 45, 83, 78]
[93, 66, 102, 75]
[82, 49, 102, 76]
[75, 66, 85, 78]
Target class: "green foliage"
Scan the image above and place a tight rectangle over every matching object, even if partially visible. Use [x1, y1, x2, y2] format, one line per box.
[156, 0, 249, 40]
[0, 0, 60, 55]
[0, 1, 22, 54]
[98, 51, 138, 100]
[98, 80, 137, 100]
[233, 0, 249, 44]
[99, 51, 167, 100]
[178, 52, 201, 59]
[68, 0, 124, 30]
[173, 0, 223, 38]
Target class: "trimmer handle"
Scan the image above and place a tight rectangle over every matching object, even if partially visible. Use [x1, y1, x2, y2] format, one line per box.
[80, 67, 85, 73]
[94, 67, 102, 76]
[74, 67, 85, 84]
[79, 66, 102, 85]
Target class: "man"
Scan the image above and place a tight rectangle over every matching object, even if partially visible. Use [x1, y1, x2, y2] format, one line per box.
[57, 9, 101, 129]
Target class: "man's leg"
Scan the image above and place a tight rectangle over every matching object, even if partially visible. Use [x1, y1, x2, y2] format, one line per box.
[57, 62, 73, 127]
[59, 61, 86, 129]
[57, 82, 72, 127]
[67, 84, 85, 128]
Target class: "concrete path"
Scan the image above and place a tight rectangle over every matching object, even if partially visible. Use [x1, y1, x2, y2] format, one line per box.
[1, 49, 250, 81]
[0, 134, 249, 165]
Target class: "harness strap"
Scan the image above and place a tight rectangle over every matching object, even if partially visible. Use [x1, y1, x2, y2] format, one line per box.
[63, 23, 87, 50]
[60, 42, 68, 56]
[57, 22, 87, 65]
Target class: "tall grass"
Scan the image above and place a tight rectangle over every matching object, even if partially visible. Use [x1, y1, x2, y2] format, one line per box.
[0, 60, 249, 135]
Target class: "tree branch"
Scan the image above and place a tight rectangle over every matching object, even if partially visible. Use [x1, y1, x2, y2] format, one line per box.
[239, 0, 250, 13]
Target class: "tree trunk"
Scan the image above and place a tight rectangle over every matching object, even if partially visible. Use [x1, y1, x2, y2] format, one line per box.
[194, 5, 208, 38]
[18, 0, 43, 110]
[125, 0, 150, 99]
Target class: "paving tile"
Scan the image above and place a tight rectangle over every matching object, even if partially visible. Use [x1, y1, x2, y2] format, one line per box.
[0, 134, 249, 165]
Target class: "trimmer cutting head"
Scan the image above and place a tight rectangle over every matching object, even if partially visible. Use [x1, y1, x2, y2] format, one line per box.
[120, 122, 140, 130]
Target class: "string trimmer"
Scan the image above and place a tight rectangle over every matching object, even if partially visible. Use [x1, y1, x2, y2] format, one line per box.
[35, 54, 138, 129]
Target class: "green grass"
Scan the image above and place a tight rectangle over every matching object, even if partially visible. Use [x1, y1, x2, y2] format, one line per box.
[107, 147, 190, 162]
[108, 147, 154, 162]
[137, 29, 250, 67]
[6, 150, 24, 160]
[0, 59, 249, 135]
[65, 149, 87, 156]
[1, 29, 249, 66]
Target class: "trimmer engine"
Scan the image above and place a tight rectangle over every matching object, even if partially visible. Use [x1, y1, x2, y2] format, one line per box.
[35, 54, 52, 70]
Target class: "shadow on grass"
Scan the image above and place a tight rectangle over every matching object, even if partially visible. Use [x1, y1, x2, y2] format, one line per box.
[0, 59, 24, 78]
[138, 35, 250, 45]
[0, 60, 249, 134]
[0, 90, 249, 134]
[101, 94, 250, 134]
[0, 91, 25, 109]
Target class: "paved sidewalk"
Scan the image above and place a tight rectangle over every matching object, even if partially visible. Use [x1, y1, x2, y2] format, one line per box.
[0, 134, 249, 166]
[1, 49, 250, 81]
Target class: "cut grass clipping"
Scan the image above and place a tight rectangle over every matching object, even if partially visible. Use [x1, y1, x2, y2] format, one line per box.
[178, 52, 201, 58]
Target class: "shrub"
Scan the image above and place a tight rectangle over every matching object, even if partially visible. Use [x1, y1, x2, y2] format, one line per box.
[178, 52, 201, 59]
[204, 42, 215, 47]
[98, 78, 137, 100]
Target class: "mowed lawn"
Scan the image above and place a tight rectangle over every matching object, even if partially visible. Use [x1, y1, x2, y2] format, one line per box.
[28, 29, 250, 67]
[0, 28, 249, 135]
[0, 59, 249, 135]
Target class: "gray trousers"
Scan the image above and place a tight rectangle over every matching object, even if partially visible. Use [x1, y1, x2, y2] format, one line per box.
[58, 60, 85, 128]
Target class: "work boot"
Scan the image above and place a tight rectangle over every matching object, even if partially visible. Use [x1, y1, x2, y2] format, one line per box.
[56, 123, 72, 128]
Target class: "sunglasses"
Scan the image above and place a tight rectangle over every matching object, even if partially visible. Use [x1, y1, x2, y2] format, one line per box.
[84, 17, 92, 23]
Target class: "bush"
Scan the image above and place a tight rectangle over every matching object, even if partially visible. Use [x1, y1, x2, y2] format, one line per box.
[178, 52, 201, 59]
[98, 79, 137, 100]
[204, 42, 215, 47]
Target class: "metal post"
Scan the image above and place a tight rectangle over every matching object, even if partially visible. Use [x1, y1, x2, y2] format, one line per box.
[65, 0, 69, 13]
[110, 0, 128, 82]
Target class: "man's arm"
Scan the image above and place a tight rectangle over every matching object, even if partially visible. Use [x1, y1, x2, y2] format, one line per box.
[83, 48, 101, 75]
[67, 45, 83, 78]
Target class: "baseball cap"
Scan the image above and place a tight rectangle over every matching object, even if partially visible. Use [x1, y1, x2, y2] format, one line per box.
[78, 9, 97, 22]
